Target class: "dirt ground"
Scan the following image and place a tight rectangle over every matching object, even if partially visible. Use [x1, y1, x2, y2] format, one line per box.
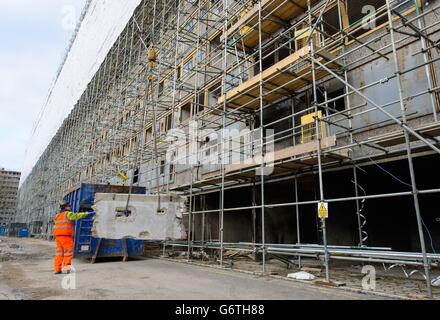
[0, 237, 389, 300]
[173, 254, 440, 299]
[157, 247, 440, 300]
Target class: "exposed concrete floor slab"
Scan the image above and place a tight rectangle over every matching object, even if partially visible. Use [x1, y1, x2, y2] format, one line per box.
[0, 237, 386, 300]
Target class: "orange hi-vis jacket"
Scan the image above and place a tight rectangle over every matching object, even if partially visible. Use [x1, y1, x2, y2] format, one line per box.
[53, 211, 75, 237]
[53, 211, 90, 237]
[53, 210, 91, 273]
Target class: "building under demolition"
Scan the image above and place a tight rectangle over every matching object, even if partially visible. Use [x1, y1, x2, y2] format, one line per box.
[0, 168, 20, 227]
[17, 0, 440, 296]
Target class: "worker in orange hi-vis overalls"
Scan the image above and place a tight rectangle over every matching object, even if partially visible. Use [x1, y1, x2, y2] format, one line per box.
[53, 202, 94, 275]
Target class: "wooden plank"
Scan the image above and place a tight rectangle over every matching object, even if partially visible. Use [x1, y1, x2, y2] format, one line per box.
[218, 47, 310, 106]
[196, 136, 351, 185]
[224, 136, 337, 173]
[193, 149, 349, 187]
[91, 238, 102, 264]
[372, 122, 440, 147]
[224, 0, 311, 48]
[218, 47, 336, 110]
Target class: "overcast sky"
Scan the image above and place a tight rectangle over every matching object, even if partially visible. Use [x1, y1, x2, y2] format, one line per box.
[0, 0, 86, 172]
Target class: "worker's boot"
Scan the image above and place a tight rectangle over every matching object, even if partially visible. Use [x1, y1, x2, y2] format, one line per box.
[54, 271, 62, 275]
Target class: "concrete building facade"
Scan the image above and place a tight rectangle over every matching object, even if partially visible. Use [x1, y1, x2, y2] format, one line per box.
[0, 168, 21, 226]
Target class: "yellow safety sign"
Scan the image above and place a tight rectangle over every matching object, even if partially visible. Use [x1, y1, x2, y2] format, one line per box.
[318, 202, 328, 219]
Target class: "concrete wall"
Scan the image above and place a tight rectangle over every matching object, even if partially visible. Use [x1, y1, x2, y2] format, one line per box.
[93, 193, 187, 240]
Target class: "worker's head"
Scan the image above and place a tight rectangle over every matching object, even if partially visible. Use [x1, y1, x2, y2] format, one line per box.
[60, 202, 72, 211]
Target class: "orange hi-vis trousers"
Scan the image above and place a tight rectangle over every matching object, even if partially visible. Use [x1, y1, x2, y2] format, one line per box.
[54, 236, 75, 273]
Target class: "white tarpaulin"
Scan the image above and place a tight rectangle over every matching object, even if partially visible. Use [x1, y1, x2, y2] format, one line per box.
[91, 193, 187, 240]
[21, 0, 142, 184]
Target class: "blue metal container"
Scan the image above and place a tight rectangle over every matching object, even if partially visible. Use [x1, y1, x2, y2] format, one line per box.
[19, 228, 29, 238]
[0, 226, 6, 236]
[63, 183, 146, 260]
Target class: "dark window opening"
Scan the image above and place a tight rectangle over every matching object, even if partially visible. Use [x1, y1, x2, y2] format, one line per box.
[327, 88, 346, 113]
[133, 168, 139, 184]
[169, 163, 175, 181]
[347, 0, 388, 38]
[145, 128, 153, 143]
[347, 0, 386, 26]
[264, 102, 293, 144]
[160, 160, 166, 175]
[278, 42, 291, 61]
[184, 18, 196, 32]
[210, 34, 221, 53]
[166, 114, 172, 131]
[183, 58, 193, 76]
[195, 92, 205, 114]
[208, 82, 222, 107]
[254, 45, 276, 75]
[180, 103, 191, 123]
[158, 81, 165, 97]
[262, 45, 276, 70]
[323, 6, 341, 37]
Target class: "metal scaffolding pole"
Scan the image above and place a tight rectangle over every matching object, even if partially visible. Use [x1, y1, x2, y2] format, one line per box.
[385, 0, 433, 298]
[258, 0, 267, 273]
[308, 0, 330, 282]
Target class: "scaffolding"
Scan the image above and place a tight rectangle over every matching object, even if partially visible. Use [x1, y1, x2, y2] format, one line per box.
[17, 0, 440, 297]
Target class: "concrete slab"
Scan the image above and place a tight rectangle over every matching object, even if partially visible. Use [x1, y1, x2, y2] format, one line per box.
[92, 193, 187, 240]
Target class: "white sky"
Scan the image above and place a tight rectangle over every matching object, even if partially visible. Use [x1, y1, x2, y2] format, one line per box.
[0, 0, 87, 172]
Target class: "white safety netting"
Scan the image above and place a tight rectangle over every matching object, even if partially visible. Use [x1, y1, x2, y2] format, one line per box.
[21, 0, 142, 185]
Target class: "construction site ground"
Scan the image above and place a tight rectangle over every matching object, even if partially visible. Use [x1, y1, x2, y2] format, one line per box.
[0, 237, 434, 300]
[155, 246, 440, 300]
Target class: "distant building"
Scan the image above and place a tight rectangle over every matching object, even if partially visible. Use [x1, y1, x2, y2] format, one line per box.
[0, 168, 21, 226]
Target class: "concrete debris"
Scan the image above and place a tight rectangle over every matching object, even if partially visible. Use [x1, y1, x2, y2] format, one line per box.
[191, 251, 209, 260]
[92, 193, 187, 240]
[314, 280, 346, 287]
[287, 271, 316, 281]
[407, 293, 430, 300]
[432, 277, 440, 287]
[0, 253, 13, 262]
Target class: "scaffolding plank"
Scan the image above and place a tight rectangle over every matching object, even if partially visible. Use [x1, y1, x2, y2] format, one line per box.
[199, 136, 343, 183]
[226, 135, 336, 172]
[218, 46, 335, 110]
[224, 0, 313, 48]
[372, 121, 440, 147]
